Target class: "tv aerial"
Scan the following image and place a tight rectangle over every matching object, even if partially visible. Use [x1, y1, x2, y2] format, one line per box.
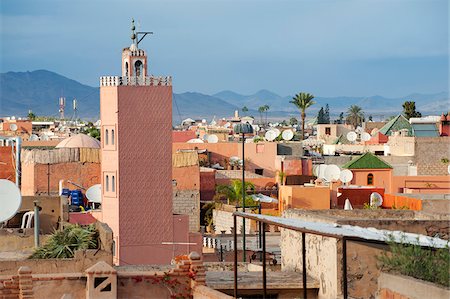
[272, 128, 281, 137]
[370, 192, 383, 208]
[207, 134, 219, 143]
[10, 124, 18, 131]
[346, 131, 357, 142]
[324, 165, 341, 182]
[361, 132, 371, 142]
[0, 179, 22, 223]
[86, 184, 102, 205]
[339, 169, 353, 185]
[282, 130, 294, 141]
[29, 134, 39, 141]
[265, 130, 277, 141]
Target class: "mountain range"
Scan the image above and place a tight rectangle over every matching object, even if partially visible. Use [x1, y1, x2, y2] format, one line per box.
[1, 70, 448, 123]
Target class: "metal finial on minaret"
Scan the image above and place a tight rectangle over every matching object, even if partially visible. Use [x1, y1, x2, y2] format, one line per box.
[130, 18, 137, 47]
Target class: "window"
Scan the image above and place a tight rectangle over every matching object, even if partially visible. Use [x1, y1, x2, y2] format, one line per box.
[325, 127, 331, 135]
[105, 129, 109, 145]
[135, 60, 143, 77]
[125, 62, 129, 77]
[106, 175, 109, 192]
[367, 173, 374, 185]
[111, 129, 115, 145]
[112, 176, 115, 192]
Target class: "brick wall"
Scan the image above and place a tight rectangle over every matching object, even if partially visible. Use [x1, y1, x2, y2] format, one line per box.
[415, 137, 450, 175]
[173, 189, 200, 232]
[0, 147, 15, 182]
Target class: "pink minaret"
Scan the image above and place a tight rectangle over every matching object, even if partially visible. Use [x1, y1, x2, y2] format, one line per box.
[99, 20, 178, 265]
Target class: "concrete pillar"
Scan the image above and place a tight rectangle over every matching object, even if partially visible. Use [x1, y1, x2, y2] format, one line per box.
[18, 266, 34, 299]
[85, 261, 117, 299]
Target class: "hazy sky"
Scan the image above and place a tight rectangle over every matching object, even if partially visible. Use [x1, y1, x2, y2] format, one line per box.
[0, 0, 448, 97]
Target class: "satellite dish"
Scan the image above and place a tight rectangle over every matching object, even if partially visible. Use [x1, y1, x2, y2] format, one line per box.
[253, 125, 260, 132]
[282, 130, 294, 141]
[202, 134, 209, 141]
[339, 169, 354, 184]
[207, 134, 219, 143]
[265, 130, 277, 141]
[10, 124, 18, 131]
[317, 164, 328, 179]
[0, 179, 22, 222]
[273, 128, 281, 137]
[448, 165, 450, 175]
[41, 135, 50, 141]
[356, 126, 363, 133]
[324, 165, 341, 182]
[361, 132, 371, 142]
[187, 138, 204, 143]
[29, 134, 39, 141]
[201, 119, 207, 124]
[86, 184, 102, 203]
[347, 132, 357, 142]
[370, 192, 383, 207]
[224, 122, 231, 128]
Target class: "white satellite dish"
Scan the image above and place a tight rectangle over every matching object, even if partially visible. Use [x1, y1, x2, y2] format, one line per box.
[347, 131, 357, 142]
[29, 134, 39, 141]
[86, 184, 102, 204]
[317, 164, 328, 179]
[224, 122, 231, 128]
[339, 169, 354, 184]
[273, 128, 281, 137]
[448, 165, 450, 175]
[324, 165, 341, 182]
[356, 126, 363, 133]
[10, 124, 18, 131]
[202, 134, 209, 141]
[361, 132, 371, 142]
[207, 134, 219, 143]
[187, 138, 204, 143]
[0, 179, 22, 222]
[201, 119, 207, 124]
[370, 192, 383, 207]
[253, 125, 260, 132]
[265, 130, 277, 141]
[282, 130, 294, 141]
[41, 135, 50, 141]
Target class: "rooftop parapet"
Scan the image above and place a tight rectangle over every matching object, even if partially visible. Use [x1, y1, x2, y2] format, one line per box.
[100, 75, 172, 87]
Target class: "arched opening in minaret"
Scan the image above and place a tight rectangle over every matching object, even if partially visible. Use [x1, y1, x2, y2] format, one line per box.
[125, 62, 129, 77]
[134, 60, 143, 78]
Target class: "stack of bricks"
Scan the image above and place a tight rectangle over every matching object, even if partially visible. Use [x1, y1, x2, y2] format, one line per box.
[0, 275, 20, 298]
[188, 251, 206, 287]
[18, 267, 34, 299]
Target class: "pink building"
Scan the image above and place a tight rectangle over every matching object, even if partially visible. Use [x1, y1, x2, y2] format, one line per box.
[100, 21, 199, 265]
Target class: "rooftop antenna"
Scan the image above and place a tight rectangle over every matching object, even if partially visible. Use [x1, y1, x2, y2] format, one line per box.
[59, 96, 66, 120]
[346, 131, 357, 143]
[282, 129, 294, 141]
[71, 98, 78, 122]
[339, 169, 353, 186]
[131, 18, 153, 47]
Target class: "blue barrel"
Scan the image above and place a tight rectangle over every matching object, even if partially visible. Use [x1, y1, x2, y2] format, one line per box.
[70, 190, 84, 206]
[62, 188, 70, 196]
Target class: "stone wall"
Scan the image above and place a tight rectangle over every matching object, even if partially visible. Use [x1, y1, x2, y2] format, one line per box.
[415, 137, 450, 175]
[0, 222, 113, 275]
[213, 208, 252, 234]
[0, 252, 208, 299]
[377, 272, 450, 299]
[277, 143, 303, 156]
[173, 189, 201, 232]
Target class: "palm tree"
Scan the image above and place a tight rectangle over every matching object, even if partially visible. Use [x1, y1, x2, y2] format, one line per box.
[263, 105, 270, 125]
[242, 106, 249, 116]
[215, 180, 255, 206]
[258, 106, 265, 126]
[346, 105, 364, 129]
[290, 92, 315, 140]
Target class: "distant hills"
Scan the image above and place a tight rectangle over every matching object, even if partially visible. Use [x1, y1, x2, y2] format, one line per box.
[1, 70, 448, 123]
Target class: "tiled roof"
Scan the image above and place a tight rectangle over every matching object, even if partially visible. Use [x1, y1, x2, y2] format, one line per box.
[411, 123, 439, 137]
[378, 114, 412, 136]
[342, 152, 393, 169]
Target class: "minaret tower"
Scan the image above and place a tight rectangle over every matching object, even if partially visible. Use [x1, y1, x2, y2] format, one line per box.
[99, 20, 193, 266]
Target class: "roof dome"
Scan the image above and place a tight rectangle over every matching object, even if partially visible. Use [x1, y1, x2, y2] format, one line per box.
[56, 134, 100, 149]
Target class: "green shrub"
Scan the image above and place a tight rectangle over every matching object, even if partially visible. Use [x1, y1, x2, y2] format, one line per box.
[377, 236, 450, 287]
[30, 224, 98, 259]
